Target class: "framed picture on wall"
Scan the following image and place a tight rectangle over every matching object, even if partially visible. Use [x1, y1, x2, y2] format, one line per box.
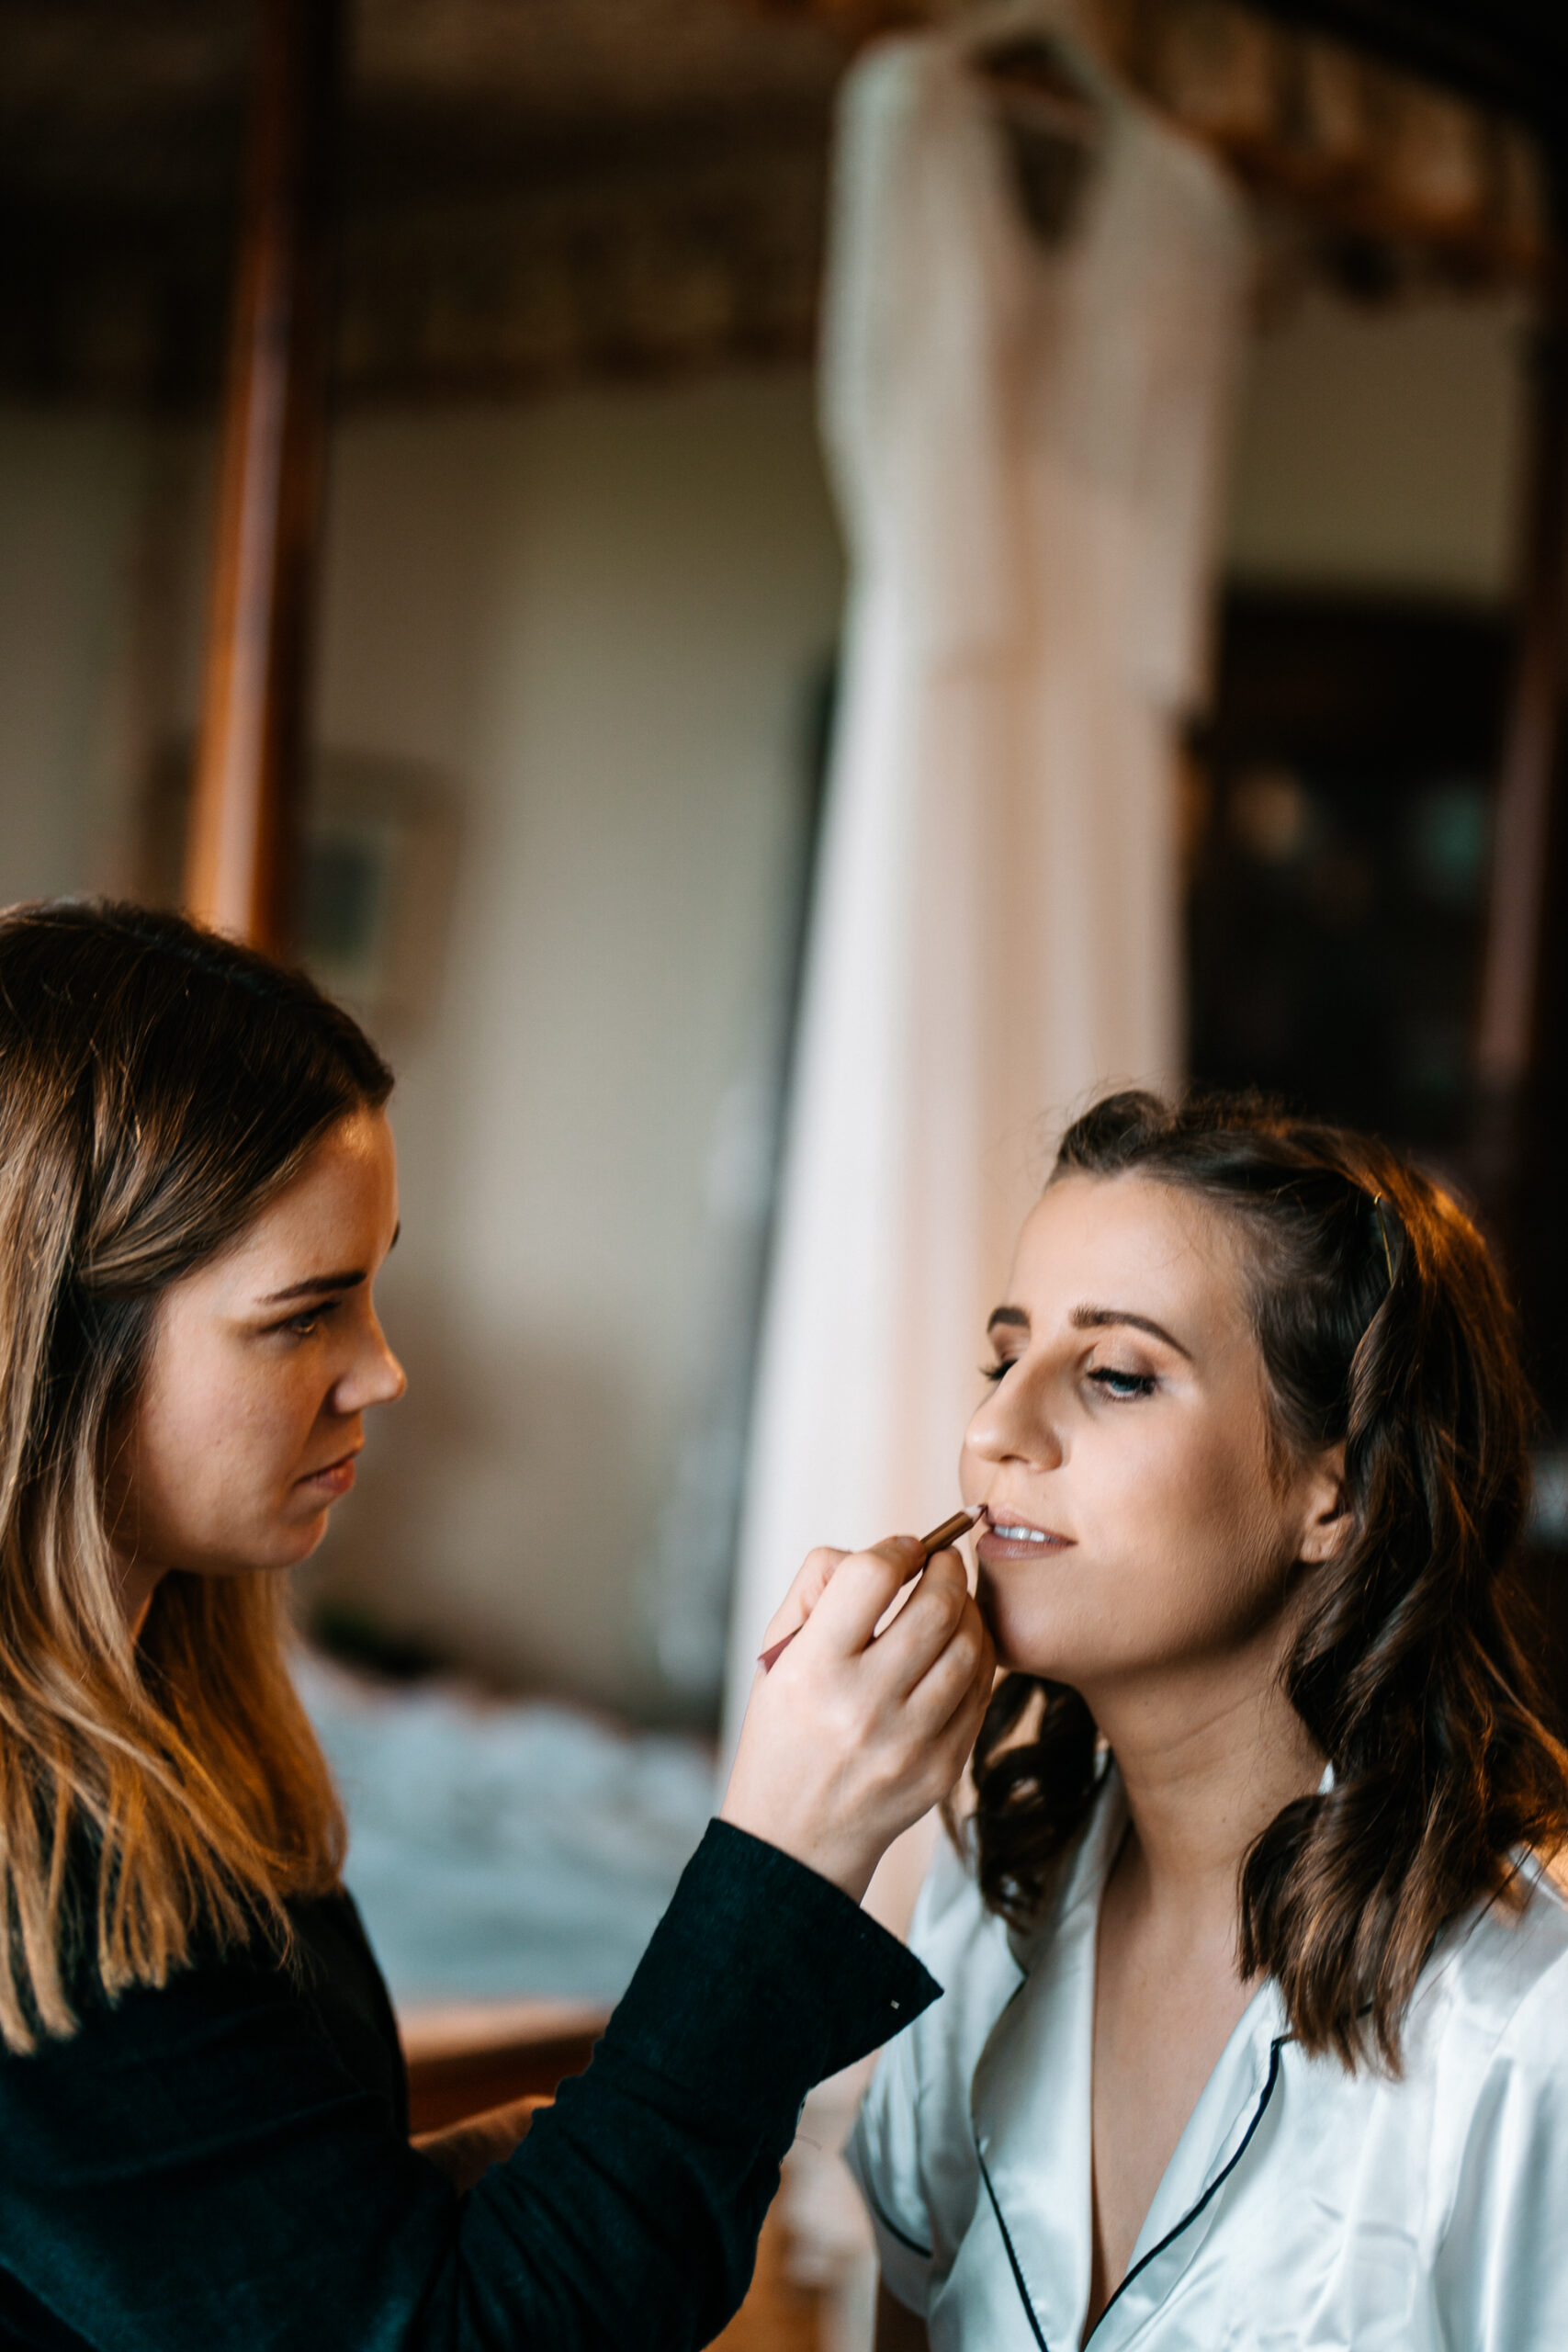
[139, 741, 461, 1040]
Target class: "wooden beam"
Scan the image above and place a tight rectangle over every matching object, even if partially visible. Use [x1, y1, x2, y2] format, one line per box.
[185, 0, 344, 954]
[747, 0, 1551, 284]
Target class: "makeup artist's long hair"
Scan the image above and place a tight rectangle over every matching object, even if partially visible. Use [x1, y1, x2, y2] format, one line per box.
[971, 1087, 1568, 2071]
[0, 899, 392, 2052]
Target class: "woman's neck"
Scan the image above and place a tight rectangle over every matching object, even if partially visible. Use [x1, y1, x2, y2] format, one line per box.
[1090, 1645, 1324, 1927]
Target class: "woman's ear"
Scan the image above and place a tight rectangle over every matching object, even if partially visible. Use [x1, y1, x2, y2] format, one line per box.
[1297, 1442, 1350, 1565]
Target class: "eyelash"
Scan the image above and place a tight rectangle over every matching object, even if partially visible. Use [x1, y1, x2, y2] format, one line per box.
[979, 1360, 1156, 1399]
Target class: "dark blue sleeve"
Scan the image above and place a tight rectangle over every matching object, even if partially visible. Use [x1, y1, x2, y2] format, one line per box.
[0, 1822, 939, 2351]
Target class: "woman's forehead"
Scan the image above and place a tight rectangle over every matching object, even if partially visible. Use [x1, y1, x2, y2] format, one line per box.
[1007, 1172, 1248, 1335]
[187, 1109, 399, 1299]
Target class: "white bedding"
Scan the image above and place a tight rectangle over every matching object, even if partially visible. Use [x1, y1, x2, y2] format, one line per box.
[296, 1653, 718, 2005]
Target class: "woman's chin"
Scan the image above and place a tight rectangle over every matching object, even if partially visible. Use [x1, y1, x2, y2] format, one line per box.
[283, 1510, 333, 1566]
[215, 1510, 334, 1575]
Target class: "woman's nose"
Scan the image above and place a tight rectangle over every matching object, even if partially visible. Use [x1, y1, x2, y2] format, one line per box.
[964, 1364, 1064, 1470]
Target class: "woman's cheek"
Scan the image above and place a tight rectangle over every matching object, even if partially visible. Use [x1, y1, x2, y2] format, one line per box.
[976, 1563, 1089, 1679]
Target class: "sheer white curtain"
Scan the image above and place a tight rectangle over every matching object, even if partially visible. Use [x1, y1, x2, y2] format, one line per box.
[724, 10, 1251, 1893]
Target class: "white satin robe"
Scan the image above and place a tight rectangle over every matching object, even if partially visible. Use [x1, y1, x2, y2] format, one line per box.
[851, 1773, 1568, 2349]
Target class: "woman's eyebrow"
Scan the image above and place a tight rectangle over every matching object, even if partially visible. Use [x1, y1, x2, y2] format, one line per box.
[1070, 1304, 1192, 1359]
[258, 1270, 367, 1305]
[257, 1225, 398, 1306]
[986, 1306, 1029, 1334]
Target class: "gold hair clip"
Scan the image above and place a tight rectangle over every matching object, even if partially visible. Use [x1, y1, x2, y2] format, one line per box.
[1371, 1194, 1395, 1286]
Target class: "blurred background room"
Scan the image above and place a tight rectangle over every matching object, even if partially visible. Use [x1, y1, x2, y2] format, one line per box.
[4, 1, 1566, 2345]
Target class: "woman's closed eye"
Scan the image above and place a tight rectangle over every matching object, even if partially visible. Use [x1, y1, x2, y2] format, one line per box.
[980, 1359, 1157, 1398]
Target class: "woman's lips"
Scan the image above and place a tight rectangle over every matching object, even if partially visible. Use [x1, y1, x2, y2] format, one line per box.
[299, 1453, 357, 1498]
[976, 1511, 1075, 1565]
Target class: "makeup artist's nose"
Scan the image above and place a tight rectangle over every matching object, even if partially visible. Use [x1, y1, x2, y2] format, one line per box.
[337, 1314, 407, 1414]
[964, 1365, 1064, 1474]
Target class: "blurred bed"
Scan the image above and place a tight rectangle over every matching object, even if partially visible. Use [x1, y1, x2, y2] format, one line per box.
[295, 1650, 719, 2124]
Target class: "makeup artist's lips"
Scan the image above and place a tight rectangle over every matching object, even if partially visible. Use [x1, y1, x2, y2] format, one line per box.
[976, 1510, 1075, 1565]
[299, 1451, 360, 1498]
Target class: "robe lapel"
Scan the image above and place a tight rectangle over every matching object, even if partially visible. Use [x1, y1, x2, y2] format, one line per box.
[962, 1771, 1290, 2352]
[963, 1780, 1126, 2349]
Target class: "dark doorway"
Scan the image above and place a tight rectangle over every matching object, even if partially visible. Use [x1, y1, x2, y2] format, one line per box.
[1187, 589, 1511, 1161]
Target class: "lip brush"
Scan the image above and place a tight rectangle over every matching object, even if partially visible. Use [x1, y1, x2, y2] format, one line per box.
[756, 1505, 984, 1673]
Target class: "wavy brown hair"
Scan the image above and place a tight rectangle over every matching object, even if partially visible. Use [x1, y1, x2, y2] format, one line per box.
[971, 1087, 1568, 2070]
[0, 899, 392, 2052]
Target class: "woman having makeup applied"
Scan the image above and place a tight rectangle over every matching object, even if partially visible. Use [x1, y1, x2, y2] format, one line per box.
[854, 1089, 1568, 2352]
[0, 899, 994, 2352]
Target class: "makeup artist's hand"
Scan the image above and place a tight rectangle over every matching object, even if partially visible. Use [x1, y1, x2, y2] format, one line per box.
[719, 1538, 994, 1903]
[413, 2095, 548, 2195]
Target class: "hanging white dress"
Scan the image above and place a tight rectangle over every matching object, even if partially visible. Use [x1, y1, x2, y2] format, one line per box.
[725, 13, 1251, 1734]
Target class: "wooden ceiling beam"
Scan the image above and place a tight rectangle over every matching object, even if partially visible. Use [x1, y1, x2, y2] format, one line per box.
[184, 0, 344, 955]
[746, 0, 1552, 282]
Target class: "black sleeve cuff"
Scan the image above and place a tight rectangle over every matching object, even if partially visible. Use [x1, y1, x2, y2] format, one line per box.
[599, 1820, 940, 2113]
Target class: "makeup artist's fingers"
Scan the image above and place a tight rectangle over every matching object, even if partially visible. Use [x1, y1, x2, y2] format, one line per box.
[888, 1603, 994, 1810]
[756, 1546, 847, 1657]
[871, 1545, 971, 1692]
[916, 1637, 997, 1807]
[907, 1591, 994, 1734]
[802, 1535, 927, 1653]
[720, 1543, 994, 1901]
[837, 1594, 993, 1841]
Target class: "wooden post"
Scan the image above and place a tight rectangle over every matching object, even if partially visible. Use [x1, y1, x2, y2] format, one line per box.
[1472, 240, 1568, 1261]
[185, 0, 344, 954]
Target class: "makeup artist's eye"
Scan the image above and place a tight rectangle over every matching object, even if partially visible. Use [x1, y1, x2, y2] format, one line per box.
[1089, 1366, 1156, 1400]
[275, 1303, 341, 1340]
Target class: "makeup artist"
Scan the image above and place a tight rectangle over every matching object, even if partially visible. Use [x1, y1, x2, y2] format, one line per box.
[0, 899, 995, 2352]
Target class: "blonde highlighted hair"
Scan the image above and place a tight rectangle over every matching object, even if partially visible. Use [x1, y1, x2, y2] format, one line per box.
[0, 899, 393, 2051]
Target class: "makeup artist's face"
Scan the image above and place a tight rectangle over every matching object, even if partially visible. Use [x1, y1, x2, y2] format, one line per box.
[960, 1174, 1337, 1699]
[111, 1109, 406, 1623]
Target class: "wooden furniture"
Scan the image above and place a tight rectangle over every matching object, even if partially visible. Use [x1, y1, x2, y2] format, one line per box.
[400, 1998, 609, 2135]
[400, 1997, 827, 2351]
